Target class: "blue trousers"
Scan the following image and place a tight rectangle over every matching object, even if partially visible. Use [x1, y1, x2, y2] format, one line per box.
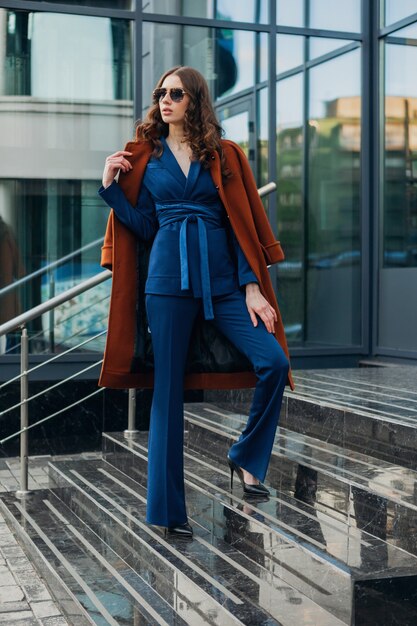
[145, 290, 289, 527]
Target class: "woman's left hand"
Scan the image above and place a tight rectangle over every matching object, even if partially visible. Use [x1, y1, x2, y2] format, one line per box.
[245, 283, 277, 333]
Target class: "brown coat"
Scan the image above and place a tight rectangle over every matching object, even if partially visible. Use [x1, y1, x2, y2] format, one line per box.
[99, 139, 294, 390]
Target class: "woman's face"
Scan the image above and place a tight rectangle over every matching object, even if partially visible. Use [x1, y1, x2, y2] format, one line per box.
[158, 74, 190, 126]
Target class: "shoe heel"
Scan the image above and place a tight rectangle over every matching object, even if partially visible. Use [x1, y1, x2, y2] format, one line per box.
[230, 466, 234, 489]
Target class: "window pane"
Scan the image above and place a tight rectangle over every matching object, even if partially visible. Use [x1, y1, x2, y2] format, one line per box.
[309, 0, 361, 32]
[277, 35, 304, 75]
[309, 37, 355, 60]
[217, 0, 268, 23]
[383, 43, 417, 268]
[37, 0, 133, 7]
[258, 88, 269, 185]
[276, 74, 304, 345]
[385, 1, 417, 26]
[276, 0, 304, 27]
[307, 49, 362, 346]
[3, 11, 133, 100]
[142, 22, 255, 112]
[143, 0, 268, 22]
[0, 9, 133, 353]
[259, 32, 268, 83]
[220, 110, 250, 148]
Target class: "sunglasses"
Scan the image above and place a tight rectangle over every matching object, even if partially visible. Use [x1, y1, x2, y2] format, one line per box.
[152, 88, 188, 104]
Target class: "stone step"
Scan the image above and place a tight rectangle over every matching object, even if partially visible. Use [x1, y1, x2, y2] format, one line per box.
[286, 367, 417, 468]
[0, 489, 185, 626]
[49, 457, 344, 626]
[183, 402, 417, 557]
[205, 365, 417, 467]
[100, 431, 417, 625]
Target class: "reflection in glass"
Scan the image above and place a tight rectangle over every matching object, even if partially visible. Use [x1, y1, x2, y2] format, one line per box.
[258, 88, 269, 186]
[0, 9, 133, 354]
[142, 22, 255, 111]
[2, 11, 132, 99]
[217, 0, 268, 23]
[37, 0, 133, 7]
[383, 43, 417, 268]
[276, 0, 304, 27]
[309, 37, 354, 60]
[143, 0, 268, 23]
[309, 0, 361, 32]
[259, 32, 268, 83]
[0, 179, 109, 354]
[307, 49, 361, 346]
[276, 74, 304, 344]
[385, 1, 417, 27]
[276, 35, 304, 75]
[219, 110, 250, 153]
[216, 29, 255, 97]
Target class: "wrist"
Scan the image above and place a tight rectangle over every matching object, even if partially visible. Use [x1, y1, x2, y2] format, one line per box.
[245, 282, 259, 293]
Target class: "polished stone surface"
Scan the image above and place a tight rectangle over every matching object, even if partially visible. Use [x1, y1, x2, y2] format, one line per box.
[184, 403, 417, 558]
[48, 456, 346, 625]
[99, 431, 417, 625]
[206, 366, 417, 467]
[292, 367, 417, 425]
[285, 367, 417, 468]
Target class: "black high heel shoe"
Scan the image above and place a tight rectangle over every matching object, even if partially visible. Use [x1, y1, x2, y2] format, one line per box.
[227, 456, 270, 497]
[164, 522, 193, 538]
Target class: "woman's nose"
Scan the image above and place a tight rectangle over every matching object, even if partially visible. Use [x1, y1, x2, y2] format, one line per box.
[161, 92, 172, 104]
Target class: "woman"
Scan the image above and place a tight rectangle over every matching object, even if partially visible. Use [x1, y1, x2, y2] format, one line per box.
[99, 66, 293, 538]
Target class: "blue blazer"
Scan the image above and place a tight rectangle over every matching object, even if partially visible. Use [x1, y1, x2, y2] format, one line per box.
[99, 137, 257, 319]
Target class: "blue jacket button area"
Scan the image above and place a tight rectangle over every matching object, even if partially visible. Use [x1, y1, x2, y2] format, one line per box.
[211, 155, 215, 159]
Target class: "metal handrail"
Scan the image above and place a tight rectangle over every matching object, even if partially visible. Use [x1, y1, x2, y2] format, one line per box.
[258, 182, 276, 196]
[0, 331, 107, 391]
[0, 270, 111, 337]
[0, 179, 277, 495]
[1, 387, 105, 446]
[2, 292, 110, 356]
[0, 237, 104, 298]
[0, 360, 103, 418]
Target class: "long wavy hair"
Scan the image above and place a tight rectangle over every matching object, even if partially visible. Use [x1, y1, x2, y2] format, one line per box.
[135, 66, 231, 179]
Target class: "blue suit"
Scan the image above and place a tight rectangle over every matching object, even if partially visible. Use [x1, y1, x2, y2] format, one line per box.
[99, 138, 289, 527]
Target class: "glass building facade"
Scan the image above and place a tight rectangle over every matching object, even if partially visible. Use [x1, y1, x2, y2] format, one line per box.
[0, 1, 416, 366]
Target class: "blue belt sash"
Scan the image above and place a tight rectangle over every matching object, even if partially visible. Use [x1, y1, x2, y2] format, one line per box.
[156, 201, 224, 320]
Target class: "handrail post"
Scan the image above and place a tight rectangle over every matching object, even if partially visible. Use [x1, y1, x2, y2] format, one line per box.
[49, 271, 55, 352]
[16, 326, 30, 498]
[124, 389, 138, 438]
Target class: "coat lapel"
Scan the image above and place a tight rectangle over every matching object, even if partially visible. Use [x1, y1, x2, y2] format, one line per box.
[119, 141, 153, 207]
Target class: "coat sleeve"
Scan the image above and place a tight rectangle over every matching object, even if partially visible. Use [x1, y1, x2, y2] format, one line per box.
[228, 142, 285, 265]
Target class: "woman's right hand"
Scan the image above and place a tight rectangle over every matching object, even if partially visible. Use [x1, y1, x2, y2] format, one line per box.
[102, 150, 133, 188]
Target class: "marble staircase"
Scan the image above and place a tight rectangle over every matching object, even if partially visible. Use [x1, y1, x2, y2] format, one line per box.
[1, 366, 417, 625]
